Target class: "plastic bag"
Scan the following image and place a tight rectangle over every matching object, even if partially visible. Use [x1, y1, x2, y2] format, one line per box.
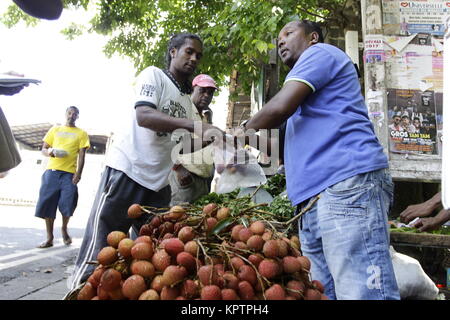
[49, 148, 68, 158]
[212, 134, 267, 194]
[389, 246, 439, 300]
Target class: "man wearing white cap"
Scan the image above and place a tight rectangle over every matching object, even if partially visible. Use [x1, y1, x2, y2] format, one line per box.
[169, 74, 217, 205]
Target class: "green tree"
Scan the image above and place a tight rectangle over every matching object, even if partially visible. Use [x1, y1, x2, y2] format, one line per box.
[1, 0, 353, 93]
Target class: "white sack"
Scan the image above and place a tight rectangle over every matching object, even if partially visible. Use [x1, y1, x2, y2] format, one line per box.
[390, 246, 439, 300]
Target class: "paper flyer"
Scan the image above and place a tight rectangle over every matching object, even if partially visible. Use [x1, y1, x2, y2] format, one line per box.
[382, 0, 449, 37]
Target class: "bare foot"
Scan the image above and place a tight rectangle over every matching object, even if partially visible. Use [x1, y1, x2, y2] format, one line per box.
[62, 229, 72, 245]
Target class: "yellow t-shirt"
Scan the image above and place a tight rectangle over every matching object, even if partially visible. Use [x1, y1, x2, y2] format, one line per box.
[44, 126, 90, 173]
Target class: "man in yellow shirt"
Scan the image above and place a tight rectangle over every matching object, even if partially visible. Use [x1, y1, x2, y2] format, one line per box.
[35, 106, 90, 248]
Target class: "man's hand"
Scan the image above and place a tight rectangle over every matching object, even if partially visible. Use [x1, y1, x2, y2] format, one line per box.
[399, 202, 434, 223]
[410, 217, 440, 232]
[174, 165, 193, 186]
[410, 208, 450, 232]
[400, 192, 442, 223]
[72, 173, 81, 185]
[47, 148, 55, 157]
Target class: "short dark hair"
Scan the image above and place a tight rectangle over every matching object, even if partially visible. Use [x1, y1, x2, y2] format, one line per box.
[166, 33, 203, 68]
[66, 106, 79, 114]
[296, 20, 324, 43]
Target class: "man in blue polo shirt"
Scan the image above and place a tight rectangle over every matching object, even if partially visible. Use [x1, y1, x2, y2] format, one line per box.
[242, 20, 399, 300]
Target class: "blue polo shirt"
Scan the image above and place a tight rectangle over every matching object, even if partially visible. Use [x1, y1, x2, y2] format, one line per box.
[284, 43, 388, 206]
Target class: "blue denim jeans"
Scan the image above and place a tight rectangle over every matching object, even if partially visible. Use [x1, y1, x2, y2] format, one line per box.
[298, 168, 400, 300]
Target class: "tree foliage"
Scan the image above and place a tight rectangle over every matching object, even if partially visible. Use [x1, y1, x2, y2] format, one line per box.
[1, 0, 352, 93]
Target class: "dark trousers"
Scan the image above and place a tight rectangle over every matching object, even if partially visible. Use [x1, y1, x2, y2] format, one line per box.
[69, 166, 170, 289]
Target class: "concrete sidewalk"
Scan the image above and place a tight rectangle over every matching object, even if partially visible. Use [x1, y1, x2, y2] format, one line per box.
[18, 278, 70, 300]
[0, 257, 75, 300]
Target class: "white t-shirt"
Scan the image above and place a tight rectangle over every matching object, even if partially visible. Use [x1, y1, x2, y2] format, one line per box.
[105, 66, 194, 191]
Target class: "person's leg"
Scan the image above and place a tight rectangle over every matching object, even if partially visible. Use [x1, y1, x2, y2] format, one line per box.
[318, 169, 400, 300]
[35, 170, 59, 248]
[298, 199, 337, 300]
[69, 167, 171, 290]
[58, 172, 78, 245]
[69, 167, 128, 289]
[39, 217, 55, 248]
[61, 216, 71, 245]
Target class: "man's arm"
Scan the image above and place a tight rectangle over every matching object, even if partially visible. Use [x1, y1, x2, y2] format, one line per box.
[400, 191, 442, 223]
[72, 147, 87, 185]
[240, 80, 311, 155]
[136, 105, 222, 138]
[136, 105, 223, 145]
[244, 81, 312, 131]
[136, 105, 196, 133]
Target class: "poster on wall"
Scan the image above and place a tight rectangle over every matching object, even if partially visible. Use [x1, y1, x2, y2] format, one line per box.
[382, 0, 449, 37]
[383, 32, 444, 155]
[387, 88, 442, 155]
[364, 35, 386, 63]
[384, 37, 444, 91]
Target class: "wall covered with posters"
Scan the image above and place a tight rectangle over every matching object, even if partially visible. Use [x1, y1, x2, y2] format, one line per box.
[443, 15, 450, 209]
[382, 0, 446, 157]
[363, 0, 447, 181]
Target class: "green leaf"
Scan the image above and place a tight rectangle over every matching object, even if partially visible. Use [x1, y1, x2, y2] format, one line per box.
[208, 217, 235, 236]
[0, 0, 351, 96]
[255, 40, 268, 53]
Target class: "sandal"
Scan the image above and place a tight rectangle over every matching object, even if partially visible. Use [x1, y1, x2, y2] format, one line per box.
[37, 241, 53, 249]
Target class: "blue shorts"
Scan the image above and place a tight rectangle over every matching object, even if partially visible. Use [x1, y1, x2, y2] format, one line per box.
[35, 170, 78, 219]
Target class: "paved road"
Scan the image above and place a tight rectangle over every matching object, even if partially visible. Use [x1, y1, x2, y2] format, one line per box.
[0, 152, 104, 299]
[0, 205, 89, 300]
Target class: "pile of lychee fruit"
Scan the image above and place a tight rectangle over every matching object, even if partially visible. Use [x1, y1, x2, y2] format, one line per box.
[76, 203, 328, 300]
